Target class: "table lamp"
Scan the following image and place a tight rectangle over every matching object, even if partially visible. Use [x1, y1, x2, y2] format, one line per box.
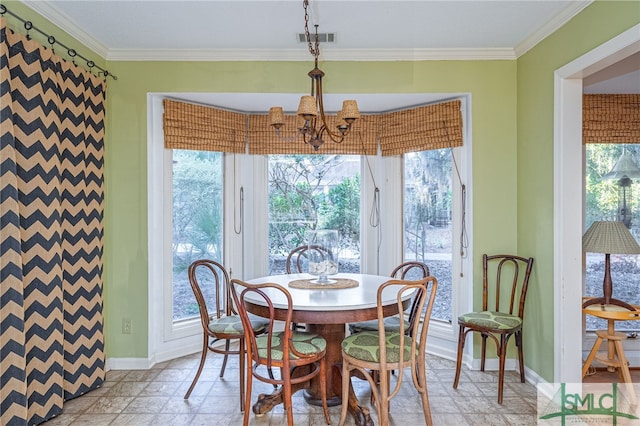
[582, 220, 640, 310]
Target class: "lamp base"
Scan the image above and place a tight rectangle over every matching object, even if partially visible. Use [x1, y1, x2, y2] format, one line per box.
[582, 297, 636, 311]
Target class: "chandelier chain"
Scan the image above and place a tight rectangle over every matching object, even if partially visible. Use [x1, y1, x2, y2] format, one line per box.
[303, 0, 319, 59]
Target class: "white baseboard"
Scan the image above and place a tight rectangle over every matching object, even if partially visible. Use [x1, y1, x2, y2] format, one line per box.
[106, 337, 201, 371]
[106, 356, 154, 371]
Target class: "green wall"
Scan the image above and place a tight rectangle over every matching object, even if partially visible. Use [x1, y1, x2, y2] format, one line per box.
[516, 0, 640, 381]
[104, 59, 518, 358]
[6, 0, 639, 382]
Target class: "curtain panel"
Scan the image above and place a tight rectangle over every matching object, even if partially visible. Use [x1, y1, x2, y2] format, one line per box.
[0, 18, 106, 426]
[583, 94, 640, 144]
[163, 99, 464, 155]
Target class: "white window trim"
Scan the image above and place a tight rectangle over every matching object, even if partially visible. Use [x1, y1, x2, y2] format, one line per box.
[146, 93, 473, 365]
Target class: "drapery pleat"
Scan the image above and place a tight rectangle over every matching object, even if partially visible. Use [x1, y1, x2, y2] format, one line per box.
[0, 18, 106, 426]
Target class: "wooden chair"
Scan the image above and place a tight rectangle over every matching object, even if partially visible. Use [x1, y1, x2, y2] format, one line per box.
[230, 279, 331, 426]
[349, 261, 430, 335]
[453, 254, 535, 404]
[285, 244, 334, 330]
[339, 276, 438, 426]
[183, 259, 269, 413]
[285, 244, 333, 274]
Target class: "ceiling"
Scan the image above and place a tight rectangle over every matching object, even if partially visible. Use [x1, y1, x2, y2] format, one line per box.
[16, 0, 639, 110]
[23, 0, 592, 60]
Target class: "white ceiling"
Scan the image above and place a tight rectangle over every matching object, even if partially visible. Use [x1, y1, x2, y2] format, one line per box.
[17, 0, 638, 108]
[24, 0, 592, 60]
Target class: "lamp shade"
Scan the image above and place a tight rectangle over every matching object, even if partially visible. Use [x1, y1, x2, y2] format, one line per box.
[583, 221, 640, 254]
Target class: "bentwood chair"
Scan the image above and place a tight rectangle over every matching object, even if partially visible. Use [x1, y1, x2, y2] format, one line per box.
[183, 260, 269, 413]
[453, 254, 535, 404]
[285, 244, 333, 330]
[230, 279, 331, 426]
[349, 261, 430, 335]
[339, 277, 438, 426]
[285, 244, 333, 274]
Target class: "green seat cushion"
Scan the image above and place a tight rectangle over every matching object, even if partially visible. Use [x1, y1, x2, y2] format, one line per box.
[457, 311, 522, 330]
[341, 331, 412, 363]
[208, 314, 268, 335]
[255, 331, 326, 360]
[350, 316, 409, 333]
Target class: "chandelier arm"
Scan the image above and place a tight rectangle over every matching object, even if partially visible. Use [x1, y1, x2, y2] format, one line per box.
[315, 73, 348, 143]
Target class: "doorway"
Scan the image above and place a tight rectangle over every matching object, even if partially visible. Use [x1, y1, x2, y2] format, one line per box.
[554, 24, 640, 385]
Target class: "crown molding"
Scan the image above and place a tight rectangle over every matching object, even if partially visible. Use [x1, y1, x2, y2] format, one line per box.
[514, 0, 593, 58]
[21, 0, 110, 58]
[106, 47, 517, 62]
[21, 0, 593, 63]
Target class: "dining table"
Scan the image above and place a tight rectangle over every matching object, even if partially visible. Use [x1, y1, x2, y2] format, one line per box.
[243, 272, 414, 426]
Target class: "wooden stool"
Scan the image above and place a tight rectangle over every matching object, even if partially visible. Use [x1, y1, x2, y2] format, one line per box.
[582, 329, 637, 406]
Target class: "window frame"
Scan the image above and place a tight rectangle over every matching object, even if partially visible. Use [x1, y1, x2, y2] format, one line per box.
[147, 93, 472, 363]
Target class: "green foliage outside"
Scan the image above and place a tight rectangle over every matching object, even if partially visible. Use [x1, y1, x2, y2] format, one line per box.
[585, 144, 640, 227]
[268, 155, 361, 260]
[172, 150, 224, 272]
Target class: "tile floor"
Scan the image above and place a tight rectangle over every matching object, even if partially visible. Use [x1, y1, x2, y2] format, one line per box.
[42, 352, 539, 425]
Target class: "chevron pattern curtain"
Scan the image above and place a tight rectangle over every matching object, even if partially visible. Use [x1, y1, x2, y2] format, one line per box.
[0, 19, 106, 426]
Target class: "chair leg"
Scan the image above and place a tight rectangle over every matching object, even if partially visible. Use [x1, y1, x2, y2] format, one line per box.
[184, 333, 208, 399]
[320, 358, 331, 425]
[480, 333, 487, 371]
[277, 365, 294, 426]
[378, 363, 390, 426]
[243, 365, 253, 426]
[453, 325, 466, 389]
[238, 339, 245, 413]
[516, 331, 525, 383]
[497, 334, 508, 405]
[220, 339, 231, 377]
[416, 358, 433, 426]
[339, 361, 351, 426]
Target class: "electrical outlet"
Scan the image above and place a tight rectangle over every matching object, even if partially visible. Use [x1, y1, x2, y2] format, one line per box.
[122, 318, 132, 334]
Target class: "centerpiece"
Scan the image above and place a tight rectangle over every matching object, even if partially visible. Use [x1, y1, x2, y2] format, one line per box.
[307, 229, 339, 284]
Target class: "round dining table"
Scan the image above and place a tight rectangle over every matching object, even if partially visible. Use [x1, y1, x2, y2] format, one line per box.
[244, 272, 413, 426]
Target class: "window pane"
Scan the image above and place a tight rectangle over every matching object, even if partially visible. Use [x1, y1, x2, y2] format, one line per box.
[268, 155, 361, 275]
[404, 149, 453, 323]
[172, 150, 223, 321]
[585, 144, 640, 331]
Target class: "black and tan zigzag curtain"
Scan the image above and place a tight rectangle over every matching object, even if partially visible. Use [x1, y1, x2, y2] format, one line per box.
[0, 18, 106, 425]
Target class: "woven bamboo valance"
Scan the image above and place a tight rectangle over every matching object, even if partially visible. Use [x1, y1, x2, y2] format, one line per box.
[378, 100, 463, 156]
[583, 94, 640, 144]
[247, 114, 379, 155]
[163, 98, 464, 155]
[163, 99, 246, 153]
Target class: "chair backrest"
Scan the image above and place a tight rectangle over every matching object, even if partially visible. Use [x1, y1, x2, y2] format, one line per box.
[391, 261, 430, 335]
[391, 261, 430, 280]
[230, 279, 295, 369]
[285, 244, 333, 274]
[482, 254, 535, 319]
[376, 277, 438, 373]
[188, 259, 232, 331]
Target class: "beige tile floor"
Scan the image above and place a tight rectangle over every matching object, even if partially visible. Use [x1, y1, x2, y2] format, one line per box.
[42, 352, 538, 426]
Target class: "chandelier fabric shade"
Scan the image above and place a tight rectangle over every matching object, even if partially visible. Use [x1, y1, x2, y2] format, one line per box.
[583, 94, 640, 144]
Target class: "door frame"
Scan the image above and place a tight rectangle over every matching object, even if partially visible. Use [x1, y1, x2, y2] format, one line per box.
[554, 24, 640, 384]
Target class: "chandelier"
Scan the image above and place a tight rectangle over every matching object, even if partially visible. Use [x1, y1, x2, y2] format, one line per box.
[268, 0, 360, 151]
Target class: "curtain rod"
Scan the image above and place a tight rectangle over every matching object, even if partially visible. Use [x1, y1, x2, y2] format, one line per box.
[0, 3, 117, 80]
